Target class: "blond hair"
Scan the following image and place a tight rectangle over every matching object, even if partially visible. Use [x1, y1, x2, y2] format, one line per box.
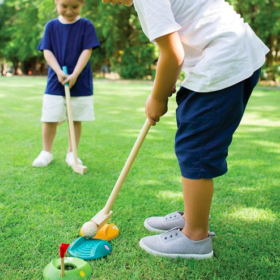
[55, 0, 85, 4]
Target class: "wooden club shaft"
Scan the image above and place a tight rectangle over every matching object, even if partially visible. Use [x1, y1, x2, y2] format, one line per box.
[103, 119, 151, 214]
[65, 85, 79, 166]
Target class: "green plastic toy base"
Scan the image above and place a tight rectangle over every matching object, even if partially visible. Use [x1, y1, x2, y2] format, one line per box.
[43, 257, 92, 280]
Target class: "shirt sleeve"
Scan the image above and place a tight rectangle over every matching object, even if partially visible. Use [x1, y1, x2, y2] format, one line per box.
[135, 0, 182, 42]
[82, 20, 100, 50]
[37, 21, 53, 52]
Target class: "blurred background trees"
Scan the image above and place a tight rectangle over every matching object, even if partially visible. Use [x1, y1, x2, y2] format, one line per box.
[0, 0, 279, 81]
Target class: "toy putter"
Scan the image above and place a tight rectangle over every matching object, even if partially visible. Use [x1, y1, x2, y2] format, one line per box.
[63, 66, 87, 175]
[43, 243, 92, 280]
[80, 119, 151, 239]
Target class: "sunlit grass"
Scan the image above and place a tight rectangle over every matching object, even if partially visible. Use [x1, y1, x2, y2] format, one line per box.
[252, 140, 280, 151]
[241, 116, 280, 126]
[157, 191, 183, 200]
[228, 207, 278, 222]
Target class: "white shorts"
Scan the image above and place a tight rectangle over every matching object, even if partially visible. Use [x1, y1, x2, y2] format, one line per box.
[41, 94, 95, 122]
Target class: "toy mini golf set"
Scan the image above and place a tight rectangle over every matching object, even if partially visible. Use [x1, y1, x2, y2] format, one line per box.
[44, 68, 151, 279]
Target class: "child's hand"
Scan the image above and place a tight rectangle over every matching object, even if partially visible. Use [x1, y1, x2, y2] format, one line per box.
[145, 95, 168, 126]
[56, 70, 68, 85]
[62, 74, 78, 89]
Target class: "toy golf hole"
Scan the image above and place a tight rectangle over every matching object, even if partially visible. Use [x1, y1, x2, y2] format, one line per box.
[43, 257, 92, 280]
[57, 264, 76, 271]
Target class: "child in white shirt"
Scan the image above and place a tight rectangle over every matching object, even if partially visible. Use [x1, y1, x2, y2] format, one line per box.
[101, 0, 269, 258]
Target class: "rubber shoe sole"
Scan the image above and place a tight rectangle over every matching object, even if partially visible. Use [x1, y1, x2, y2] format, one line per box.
[139, 227, 214, 259]
[139, 239, 213, 259]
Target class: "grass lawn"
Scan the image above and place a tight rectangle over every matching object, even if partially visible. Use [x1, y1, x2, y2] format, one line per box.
[0, 76, 279, 280]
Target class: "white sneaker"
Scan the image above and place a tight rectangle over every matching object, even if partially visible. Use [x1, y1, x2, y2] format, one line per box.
[32, 151, 53, 167]
[65, 152, 83, 166]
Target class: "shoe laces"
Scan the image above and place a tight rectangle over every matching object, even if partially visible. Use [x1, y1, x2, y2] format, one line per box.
[162, 227, 182, 240]
[165, 214, 178, 220]
[164, 232, 179, 240]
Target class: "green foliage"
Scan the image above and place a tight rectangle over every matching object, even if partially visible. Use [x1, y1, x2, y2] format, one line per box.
[0, 0, 279, 79]
[227, 0, 280, 81]
[0, 0, 56, 72]
[1, 1, 39, 62]
[85, 3, 155, 78]
[0, 1, 13, 60]
[118, 43, 155, 79]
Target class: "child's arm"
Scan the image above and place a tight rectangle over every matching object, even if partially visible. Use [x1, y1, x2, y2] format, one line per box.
[63, 49, 93, 88]
[146, 32, 184, 125]
[43, 50, 68, 84]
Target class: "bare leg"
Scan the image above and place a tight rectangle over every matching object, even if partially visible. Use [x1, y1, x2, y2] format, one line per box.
[182, 177, 213, 240]
[67, 121, 82, 153]
[42, 122, 58, 152]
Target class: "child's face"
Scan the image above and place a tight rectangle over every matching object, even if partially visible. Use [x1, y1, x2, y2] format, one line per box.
[102, 0, 133, 7]
[55, 0, 84, 22]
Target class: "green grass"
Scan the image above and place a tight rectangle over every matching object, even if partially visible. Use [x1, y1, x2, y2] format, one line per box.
[0, 76, 279, 280]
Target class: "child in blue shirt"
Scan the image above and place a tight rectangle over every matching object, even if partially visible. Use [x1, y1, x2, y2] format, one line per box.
[33, 0, 100, 168]
[101, 0, 269, 258]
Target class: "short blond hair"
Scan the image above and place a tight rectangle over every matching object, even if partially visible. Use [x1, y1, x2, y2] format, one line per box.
[55, 0, 85, 4]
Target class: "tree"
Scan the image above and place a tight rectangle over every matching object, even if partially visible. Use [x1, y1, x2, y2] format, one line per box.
[84, 2, 155, 79]
[228, 0, 280, 81]
[0, 0, 279, 80]
[0, 0, 56, 74]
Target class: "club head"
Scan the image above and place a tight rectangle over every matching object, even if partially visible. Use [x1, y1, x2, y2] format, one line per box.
[72, 164, 87, 174]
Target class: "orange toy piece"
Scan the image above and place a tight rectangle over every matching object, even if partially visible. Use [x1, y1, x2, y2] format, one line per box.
[80, 223, 119, 241]
[94, 223, 119, 241]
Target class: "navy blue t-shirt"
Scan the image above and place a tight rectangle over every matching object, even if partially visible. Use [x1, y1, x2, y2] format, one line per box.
[38, 18, 100, 96]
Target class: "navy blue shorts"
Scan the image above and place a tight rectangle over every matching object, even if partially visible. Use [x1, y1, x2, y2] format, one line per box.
[175, 69, 261, 179]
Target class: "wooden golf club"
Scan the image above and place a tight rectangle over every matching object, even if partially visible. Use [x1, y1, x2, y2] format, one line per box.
[81, 119, 151, 237]
[63, 66, 87, 175]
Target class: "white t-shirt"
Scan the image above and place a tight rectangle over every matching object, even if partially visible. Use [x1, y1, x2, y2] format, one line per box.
[133, 0, 270, 92]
